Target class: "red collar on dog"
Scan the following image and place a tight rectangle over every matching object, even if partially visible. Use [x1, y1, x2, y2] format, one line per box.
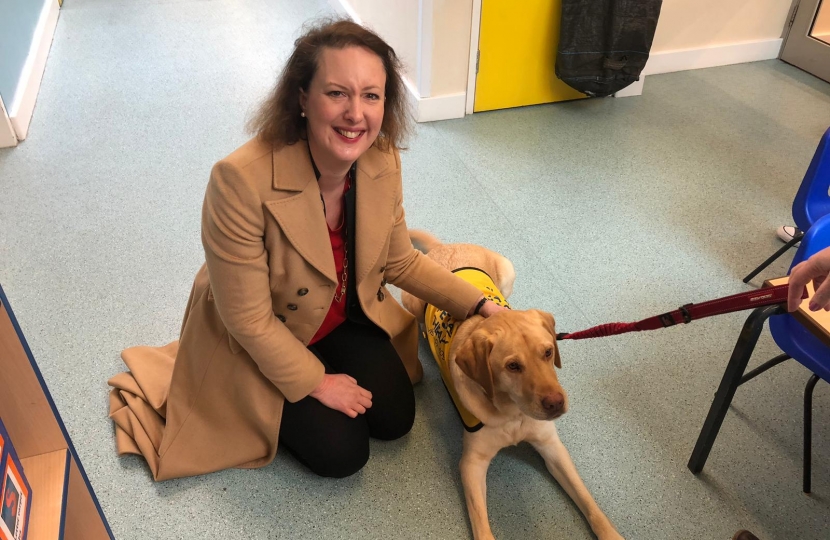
[556, 283, 800, 341]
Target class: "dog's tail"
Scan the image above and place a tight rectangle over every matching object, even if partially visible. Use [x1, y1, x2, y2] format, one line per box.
[408, 229, 443, 254]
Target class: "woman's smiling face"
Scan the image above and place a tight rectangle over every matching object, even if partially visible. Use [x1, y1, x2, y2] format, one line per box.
[300, 46, 387, 169]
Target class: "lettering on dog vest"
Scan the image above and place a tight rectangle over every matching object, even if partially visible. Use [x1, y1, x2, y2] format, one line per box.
[424, 268, 511, 432]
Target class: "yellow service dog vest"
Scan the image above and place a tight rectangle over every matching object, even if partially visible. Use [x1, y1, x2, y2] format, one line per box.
[424, 267, 511, 432]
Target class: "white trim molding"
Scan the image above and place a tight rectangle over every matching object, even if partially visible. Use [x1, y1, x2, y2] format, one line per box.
[9, 0, 60, 141]
[643, 38, 784, 76]
[615, 38, 783, 98]
[0, 97, 18, 148]
[417, 92, 466, 123]
[403, 79, 465, 123]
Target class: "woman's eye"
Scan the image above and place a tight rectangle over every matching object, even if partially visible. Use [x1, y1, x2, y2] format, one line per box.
[366, 93, 380, 101]
[507, 362, 522, 372]
[328, 91, 345, 97]
[545, 348, 553, 358]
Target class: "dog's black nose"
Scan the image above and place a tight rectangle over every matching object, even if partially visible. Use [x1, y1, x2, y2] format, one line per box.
[542, 393, 565, 413]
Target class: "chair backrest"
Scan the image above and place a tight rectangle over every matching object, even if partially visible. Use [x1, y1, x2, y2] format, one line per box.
[790, 211, 830, 271]
[791, 127, 830, 231]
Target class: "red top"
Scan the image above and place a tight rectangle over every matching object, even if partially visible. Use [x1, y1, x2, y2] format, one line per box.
[309, 178, 351, 345]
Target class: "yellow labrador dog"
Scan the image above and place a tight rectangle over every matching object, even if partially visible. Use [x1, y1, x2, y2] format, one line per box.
[402, 230, 623, 540]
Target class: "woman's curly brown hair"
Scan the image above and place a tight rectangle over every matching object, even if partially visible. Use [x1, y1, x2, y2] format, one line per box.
[248, 18, 411, 152]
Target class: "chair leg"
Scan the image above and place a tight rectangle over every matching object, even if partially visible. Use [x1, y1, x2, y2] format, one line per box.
[688, 305, 785, 474]
[743, 231, 804, 284]
[804, 373, 820, 494]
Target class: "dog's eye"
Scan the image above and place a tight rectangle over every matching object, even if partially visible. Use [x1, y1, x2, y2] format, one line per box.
[545, 348, 553, 358]
[506, 361, 522, 372]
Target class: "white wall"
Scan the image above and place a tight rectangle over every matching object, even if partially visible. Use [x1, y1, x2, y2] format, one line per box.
[0, 0, 45, 105]
[652, 0, 793, 52]
[643, 0, 793, 75]
[431, 0, 473, 96]
[332, 0, 472, 120]
[336, 0, 797, 119]
[336, 0, 421, 93]
[0, 0, 60, 141]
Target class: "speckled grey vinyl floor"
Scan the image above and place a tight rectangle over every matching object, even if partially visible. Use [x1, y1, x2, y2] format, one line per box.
[2, 1, 830, 539]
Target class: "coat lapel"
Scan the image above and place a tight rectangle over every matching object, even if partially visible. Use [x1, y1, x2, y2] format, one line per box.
[263, 143, 336, 283]
[262, 143, 398, 287]
[354, 147, 397, 286]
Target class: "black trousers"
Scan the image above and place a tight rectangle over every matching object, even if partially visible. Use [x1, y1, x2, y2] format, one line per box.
[278, 319, 416, 478]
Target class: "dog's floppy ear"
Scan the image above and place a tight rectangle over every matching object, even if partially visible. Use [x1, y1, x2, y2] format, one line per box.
[535, 310, 562, 368]
[454, 330, 495, 399]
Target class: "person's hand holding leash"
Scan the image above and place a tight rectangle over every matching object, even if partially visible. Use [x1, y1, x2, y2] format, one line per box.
[787, 247, 830, 312]
[310, 374, 373, 418]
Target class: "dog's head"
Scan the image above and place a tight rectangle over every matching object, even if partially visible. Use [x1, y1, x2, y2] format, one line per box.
[453, 309, 567, 421]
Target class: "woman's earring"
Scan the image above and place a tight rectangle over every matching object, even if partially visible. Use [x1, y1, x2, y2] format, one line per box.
[300, 111, 306, 118]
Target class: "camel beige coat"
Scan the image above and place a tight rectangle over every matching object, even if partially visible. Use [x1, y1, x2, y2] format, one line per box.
[108, 138, 482, 481]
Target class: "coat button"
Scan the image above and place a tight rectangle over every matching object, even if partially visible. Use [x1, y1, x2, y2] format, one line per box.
[287, 304, 298, 311]
[297, 288, 309, 296]
[277, 314, 286, 322]
[377, 289, 385, 301]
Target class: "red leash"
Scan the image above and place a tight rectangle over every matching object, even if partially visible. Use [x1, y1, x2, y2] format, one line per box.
[556, 283, 800, 341]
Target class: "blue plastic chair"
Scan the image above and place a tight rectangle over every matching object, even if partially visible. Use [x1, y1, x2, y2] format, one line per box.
[690, 212, 830, 493]
[744, 126, 830, 283]
[768, 213, 830, 492]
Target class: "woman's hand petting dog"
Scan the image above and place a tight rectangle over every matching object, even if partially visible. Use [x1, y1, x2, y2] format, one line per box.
[470, 298, 509, 319]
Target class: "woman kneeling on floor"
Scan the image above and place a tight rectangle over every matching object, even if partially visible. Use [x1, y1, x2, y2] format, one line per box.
[107, 18, 504, 481]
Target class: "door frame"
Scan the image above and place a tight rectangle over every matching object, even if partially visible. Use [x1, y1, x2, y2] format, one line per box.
[465, 0, 482, 114]
[780, 0, 830, 83]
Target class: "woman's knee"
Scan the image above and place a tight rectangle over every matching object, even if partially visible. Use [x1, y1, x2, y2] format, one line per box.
[280, 397, 372, 478]
[287, 420, 370, 478]
[306, 439, 369, 478]
[368, 385, 415, 441]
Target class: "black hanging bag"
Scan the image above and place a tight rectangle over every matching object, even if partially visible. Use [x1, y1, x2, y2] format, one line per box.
[556, 0, 663, 97]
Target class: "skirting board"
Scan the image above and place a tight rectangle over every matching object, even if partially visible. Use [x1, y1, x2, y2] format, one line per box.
[9, 0, 61, 141]
[615, 38, 783, 99]
[0, 97, 18, 148]
[643, 38, 784, 76]
[403, 79, 465, 123]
